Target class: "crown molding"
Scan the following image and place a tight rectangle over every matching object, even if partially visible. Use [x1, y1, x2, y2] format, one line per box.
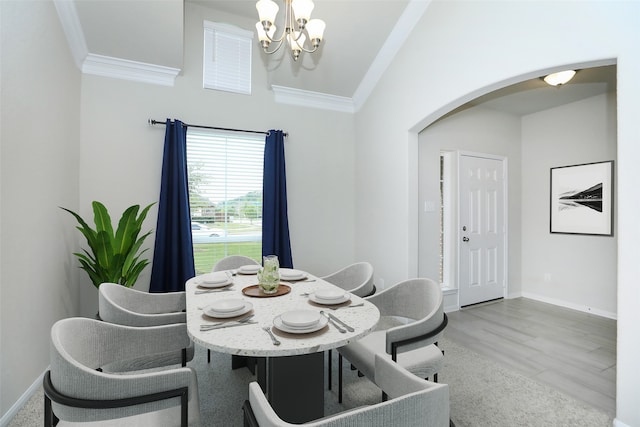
[82, 54, 180, 87]
[53, 0, 88, 69]
[352, 0, 431, 112]
[271, 85, 355, 113]
[271, 1, 431, 114]
[53, 0, 180, 86]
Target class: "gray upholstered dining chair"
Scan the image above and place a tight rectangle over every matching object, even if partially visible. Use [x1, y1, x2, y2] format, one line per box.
[212, 255, 259, 272]
[320, 262, 376, 391]
[98, 282, 194, 369]
[336, 278, 448, 403]
[43, 317, 201, 426]
[243, 352, 450, 427]
[320, 261, 376, 297]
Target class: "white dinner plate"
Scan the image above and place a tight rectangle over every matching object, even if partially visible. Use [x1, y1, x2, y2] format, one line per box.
[273, 314, 328, 334]
[309, 292, 351, 305]
[280, 310, 321, 328]
[238, 265, 260, 275]
[203, 301, 253, 319]
[279, 268, 306, 281]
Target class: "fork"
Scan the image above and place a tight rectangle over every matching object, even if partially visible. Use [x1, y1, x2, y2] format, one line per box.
[283, 279, 316, 284]
[329, 302, 364, 310]
[262, 326, 281, 345]
[200, 314, 255, 330]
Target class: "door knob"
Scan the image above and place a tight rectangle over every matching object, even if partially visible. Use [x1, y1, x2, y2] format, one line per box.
[462, 237, 469, 242]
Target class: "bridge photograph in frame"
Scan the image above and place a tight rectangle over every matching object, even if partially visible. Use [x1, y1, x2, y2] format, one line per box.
[550, 160, 614, 236]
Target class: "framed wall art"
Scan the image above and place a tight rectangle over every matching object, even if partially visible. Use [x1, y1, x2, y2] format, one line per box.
[550, 160, 614, 236]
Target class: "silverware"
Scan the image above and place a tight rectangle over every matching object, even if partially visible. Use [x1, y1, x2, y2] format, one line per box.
[326, 312, 354, 332]
[200, 320, 256, 331]
[320, 311, 346, 333]
[329, 302, 364, 310]
[262, 326, 281, 345]
[283, 279, 316, 284]
[195, 288, 233, 295]
[200, 314, 254, 330]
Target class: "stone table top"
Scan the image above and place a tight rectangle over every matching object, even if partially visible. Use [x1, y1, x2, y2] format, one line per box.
[186, 270, 380, 357]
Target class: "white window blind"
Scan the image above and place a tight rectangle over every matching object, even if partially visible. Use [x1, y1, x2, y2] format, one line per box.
[203, 21, 252, 95]
[187, 129, 264, 274]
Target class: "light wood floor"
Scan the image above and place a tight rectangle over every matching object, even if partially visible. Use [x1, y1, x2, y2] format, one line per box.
[444, 297, 616, 416]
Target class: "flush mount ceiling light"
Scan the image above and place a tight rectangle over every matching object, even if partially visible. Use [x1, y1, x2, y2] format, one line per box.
[543, 70, 577, 86]
[255, 0, 326, 61]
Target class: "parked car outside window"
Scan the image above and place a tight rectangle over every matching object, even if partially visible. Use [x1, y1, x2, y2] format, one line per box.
[191, 222, 225, 239]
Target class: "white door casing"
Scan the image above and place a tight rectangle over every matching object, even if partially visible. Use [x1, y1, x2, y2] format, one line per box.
[458, 153, 507, 306]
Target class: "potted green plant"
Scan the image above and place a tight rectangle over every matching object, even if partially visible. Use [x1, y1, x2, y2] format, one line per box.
[61, 201, 155, 288]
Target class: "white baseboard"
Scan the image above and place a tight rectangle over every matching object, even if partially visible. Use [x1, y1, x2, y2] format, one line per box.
[613, 418, 631, 427]
[521, 291, 617, 320]
[0, 368, 47, 427]
[442, 287, 459, 313]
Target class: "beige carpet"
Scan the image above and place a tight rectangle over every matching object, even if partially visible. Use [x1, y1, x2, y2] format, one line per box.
[9, 337, 613, 426]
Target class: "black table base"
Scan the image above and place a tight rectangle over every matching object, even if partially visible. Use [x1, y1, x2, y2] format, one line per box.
[234, 352, 325, 423]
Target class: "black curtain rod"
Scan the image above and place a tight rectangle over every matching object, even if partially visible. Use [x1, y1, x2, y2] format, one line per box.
[148, 119, 288, 138]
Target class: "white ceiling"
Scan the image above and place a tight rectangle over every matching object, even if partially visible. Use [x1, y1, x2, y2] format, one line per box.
[63, 0, 616, 116]
[190, 0, 410, 99]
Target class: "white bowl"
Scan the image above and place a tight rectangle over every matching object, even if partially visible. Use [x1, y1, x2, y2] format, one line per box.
[238, 265, 260, 274]
[201, 272, 228, 284]
[280, 310, 321, 328]
[280, 268, 305, 280]
[209, 298, 245, 313]
[314, 288, 346, 301]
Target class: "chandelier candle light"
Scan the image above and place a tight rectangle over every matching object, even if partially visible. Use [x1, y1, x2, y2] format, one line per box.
[255, 0, 326, 61]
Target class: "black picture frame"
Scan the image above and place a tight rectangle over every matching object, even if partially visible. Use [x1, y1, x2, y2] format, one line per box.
[550, 160, 614, 236]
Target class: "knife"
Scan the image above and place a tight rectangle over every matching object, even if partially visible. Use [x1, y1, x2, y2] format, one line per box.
[200, 320, 256, 331]
[195, 288, 233, 294]
[326, 312, 354, 332]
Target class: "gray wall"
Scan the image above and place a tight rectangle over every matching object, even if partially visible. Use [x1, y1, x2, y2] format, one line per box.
[0, 0, 357, 419]
[353, 2, 639, 425]
[1, 1, 638, 425]
[417, 93, 617, 318]
[521, 93, 617, 317]
[1, 0, 81, 416]
[74, 2, 358, 316]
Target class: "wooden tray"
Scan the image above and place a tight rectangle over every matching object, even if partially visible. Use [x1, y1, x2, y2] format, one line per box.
[242, 284, 291, 298]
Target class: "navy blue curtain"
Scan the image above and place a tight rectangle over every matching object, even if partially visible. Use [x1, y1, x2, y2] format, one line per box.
[262, 130, 293, 268]
[149, 119, 195, 292]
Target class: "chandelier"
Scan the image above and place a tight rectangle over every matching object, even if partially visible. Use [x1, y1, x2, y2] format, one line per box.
[255, 0, 326, 61]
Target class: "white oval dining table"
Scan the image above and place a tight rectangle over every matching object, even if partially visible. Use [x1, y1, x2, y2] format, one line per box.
[185, 269, 380, 423]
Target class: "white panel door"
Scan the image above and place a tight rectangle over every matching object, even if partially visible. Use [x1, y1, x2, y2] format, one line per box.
[458, 154, 506, 306]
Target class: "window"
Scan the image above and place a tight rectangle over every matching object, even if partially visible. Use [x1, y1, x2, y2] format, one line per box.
[439, 151, 453, 288]
[187, 129, 264, 274]
[203, 21, 252, 95]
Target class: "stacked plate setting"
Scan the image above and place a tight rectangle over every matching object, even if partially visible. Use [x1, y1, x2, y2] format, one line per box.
[309, 288, 351, 305]
[237, 264, 261, 275]
[198, 272, 232, 288]
[274, 309, 328, 334]
[279, 268, 307, 281]
[203, 298, 253, 318]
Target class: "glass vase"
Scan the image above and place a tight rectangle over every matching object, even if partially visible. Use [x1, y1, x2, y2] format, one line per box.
[258, 255, 280, 294]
